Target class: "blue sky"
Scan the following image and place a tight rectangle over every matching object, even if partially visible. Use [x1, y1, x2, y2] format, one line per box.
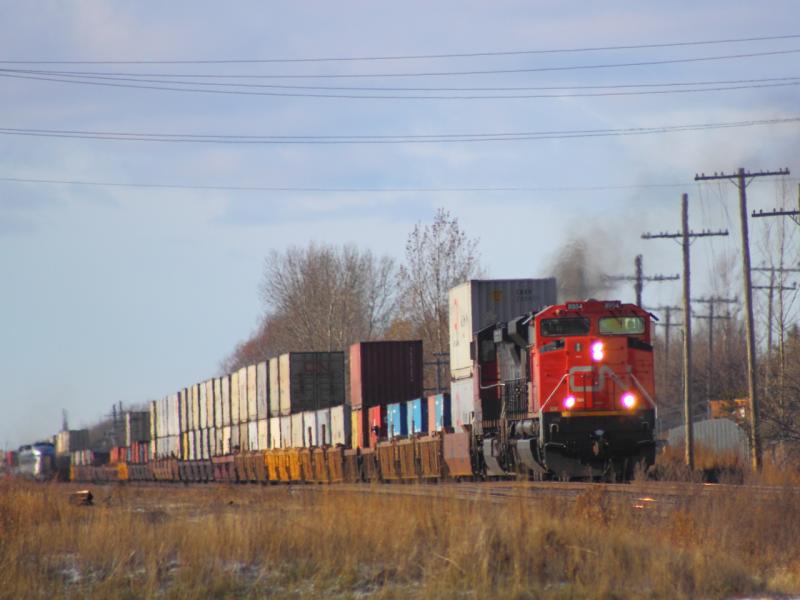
[1, 1, 799, 448]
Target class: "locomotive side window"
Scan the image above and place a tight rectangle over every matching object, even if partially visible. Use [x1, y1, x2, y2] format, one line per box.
[598, 316, 645, 335]
[540, 317, 590, 337]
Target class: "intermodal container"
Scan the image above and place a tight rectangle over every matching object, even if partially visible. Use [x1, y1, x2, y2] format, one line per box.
[55, 429, 90, 455]
[427, 393, 452, 432]
[449, 279, 557, 379]
[257, 418, 268, 450]
[269, 357, 280, 417]
[221, 375, 231, 427]
[179, 390, 188, 435]
[238, 367, 248, 424]
[222, 425, 232, 455]
[450, 377, 476, 433]
[239, 422, 250, 452]
[230, 370, 240, 425]
[368, 405, 387, 447]
[351, 407, 366, 449]
[199, 381, 208, 429]
[205, 380, 214, 430]
[280, 416, 292, 448]
[125, 412, 150, 446]
[213, 378, 222, 429]
[230, 423, 240, 452]
[269, 417, 281, 449]
[291, 413, 304, 448]
[149, 400, 157, 440]
[247, 364, 258, 422]
[387, 403, 408, 439]
[349, 341, 423, 409]
[248, 420, 259, 451]
[316, 408, 332, 446]
[303, 411, 318, 447]
[406, 398, 428, 435]
[667, 418, 749, 460]
[331, 404, 351, 447]
[279, 352, 346, 415]
[256, 361, 268, 420]
[191, 384, 201, 431]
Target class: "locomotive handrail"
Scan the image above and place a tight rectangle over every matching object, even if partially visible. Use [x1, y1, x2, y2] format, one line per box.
[630, 374, 657, 412]
[539, 373, 568, 412]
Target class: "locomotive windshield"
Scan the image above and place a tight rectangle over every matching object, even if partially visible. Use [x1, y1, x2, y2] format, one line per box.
[598, 316, 645, 335]
[540, 317, 590, 337]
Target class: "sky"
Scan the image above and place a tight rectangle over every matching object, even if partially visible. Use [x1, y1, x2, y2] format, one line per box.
[1, 1, 799, 448]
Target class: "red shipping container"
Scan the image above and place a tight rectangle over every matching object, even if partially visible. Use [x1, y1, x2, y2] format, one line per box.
[368, 405, 387, 448]
[349, 341, 423, 409]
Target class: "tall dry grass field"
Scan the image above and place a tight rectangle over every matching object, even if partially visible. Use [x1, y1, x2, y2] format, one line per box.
[1, 478, 799, 599]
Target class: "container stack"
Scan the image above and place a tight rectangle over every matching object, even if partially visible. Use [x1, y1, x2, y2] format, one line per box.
[55, 429, 90, 457]
[448, 279, 557, 432]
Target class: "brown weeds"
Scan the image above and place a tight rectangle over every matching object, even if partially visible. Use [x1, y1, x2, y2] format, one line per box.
[0, 477, 798, 599]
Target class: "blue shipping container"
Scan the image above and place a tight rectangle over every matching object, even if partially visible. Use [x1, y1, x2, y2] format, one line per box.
[428, 393, 452, 432]
[406, 398, 428, 435]
[387, 402, 408, 438]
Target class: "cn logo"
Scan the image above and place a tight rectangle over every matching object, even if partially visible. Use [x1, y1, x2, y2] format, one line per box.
[568, 365, 629, 392]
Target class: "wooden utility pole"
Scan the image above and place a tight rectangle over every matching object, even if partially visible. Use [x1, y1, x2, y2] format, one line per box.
[693, 297, 736, 416]
[752, 183, 800, 225]
[753, 266, 799, 397]
[605, 254, 679, 306]
[642, 193, 728, 469]
[695, 167, 790, 471]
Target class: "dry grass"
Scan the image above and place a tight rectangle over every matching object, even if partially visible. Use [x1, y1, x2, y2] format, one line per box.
[1, 478, 800, 599]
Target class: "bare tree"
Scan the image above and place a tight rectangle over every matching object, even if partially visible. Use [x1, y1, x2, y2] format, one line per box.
[398, 208, 480, 388]
[221, 243, 397, 372]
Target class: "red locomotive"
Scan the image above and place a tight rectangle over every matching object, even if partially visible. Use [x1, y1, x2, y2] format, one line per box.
[475, 299, 656, 480]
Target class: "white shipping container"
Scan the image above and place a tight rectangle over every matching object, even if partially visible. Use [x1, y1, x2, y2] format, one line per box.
[213, 378, 223, 429]
[202, 429, 210, 460]
[248, 421, 259, 451]
[230, 371, 240, 425]
[169, 393, 181, 437]
[256, 361, 268, 420]
[222, 425, 232, 455]
[237, 423, 248, 452]
[247, 364, 258, 421]
[280, 416, 292, 448]
[206, 380, 214, 430]
[303, 411, 318, 447]
[199, 381, 208, 430]
[188, 431, 196, 461]
[221, 375, 231, 427]
[238, 367, 248, 424]
[290, 413, 304, 448]
[330, 405, 351, 447]
[257, 419, 269, 451]
[179, 390, 187, 435]
[316, 408, 332, 446]
[270, 417, 281, 449]
[449, 279, 557, 379]
[269, 357, 281, 417]
[189, 385, 198, 431]
[279, 354, 291, 416]
[450, 377, 477, 433]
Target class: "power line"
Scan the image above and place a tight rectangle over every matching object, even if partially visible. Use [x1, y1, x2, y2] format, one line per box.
[3, 70, 799, 99]
[2, 48, 798, 80]
[0, 117, 797, 145]
[0, 176, 696, 193]
[2, 33, 798, 64]
[7, 69, 799, 91]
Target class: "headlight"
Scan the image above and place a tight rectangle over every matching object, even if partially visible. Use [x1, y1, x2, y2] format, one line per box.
[621, 392, 636, 409]
[591, 341, 604, 361]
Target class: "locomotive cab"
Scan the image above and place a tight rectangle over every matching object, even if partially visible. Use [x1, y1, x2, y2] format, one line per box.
[532, 300, 656, 479]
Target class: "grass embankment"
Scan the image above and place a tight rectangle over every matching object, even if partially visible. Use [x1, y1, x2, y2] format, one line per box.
[1, 477, 799, 600]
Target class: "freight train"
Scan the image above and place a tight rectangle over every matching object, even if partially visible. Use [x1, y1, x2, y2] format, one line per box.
[64, 279, 657, 485]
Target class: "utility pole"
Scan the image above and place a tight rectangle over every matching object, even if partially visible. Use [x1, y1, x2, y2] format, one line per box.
[753, 266, 799, 397]
[645, 305, 682, 394]
[605, 254, 679, 306]
[695, 167, 790, 471]
[692, 297, 736, 416]
[643, 193, 729, 469]
[752, 183, 800, 225]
